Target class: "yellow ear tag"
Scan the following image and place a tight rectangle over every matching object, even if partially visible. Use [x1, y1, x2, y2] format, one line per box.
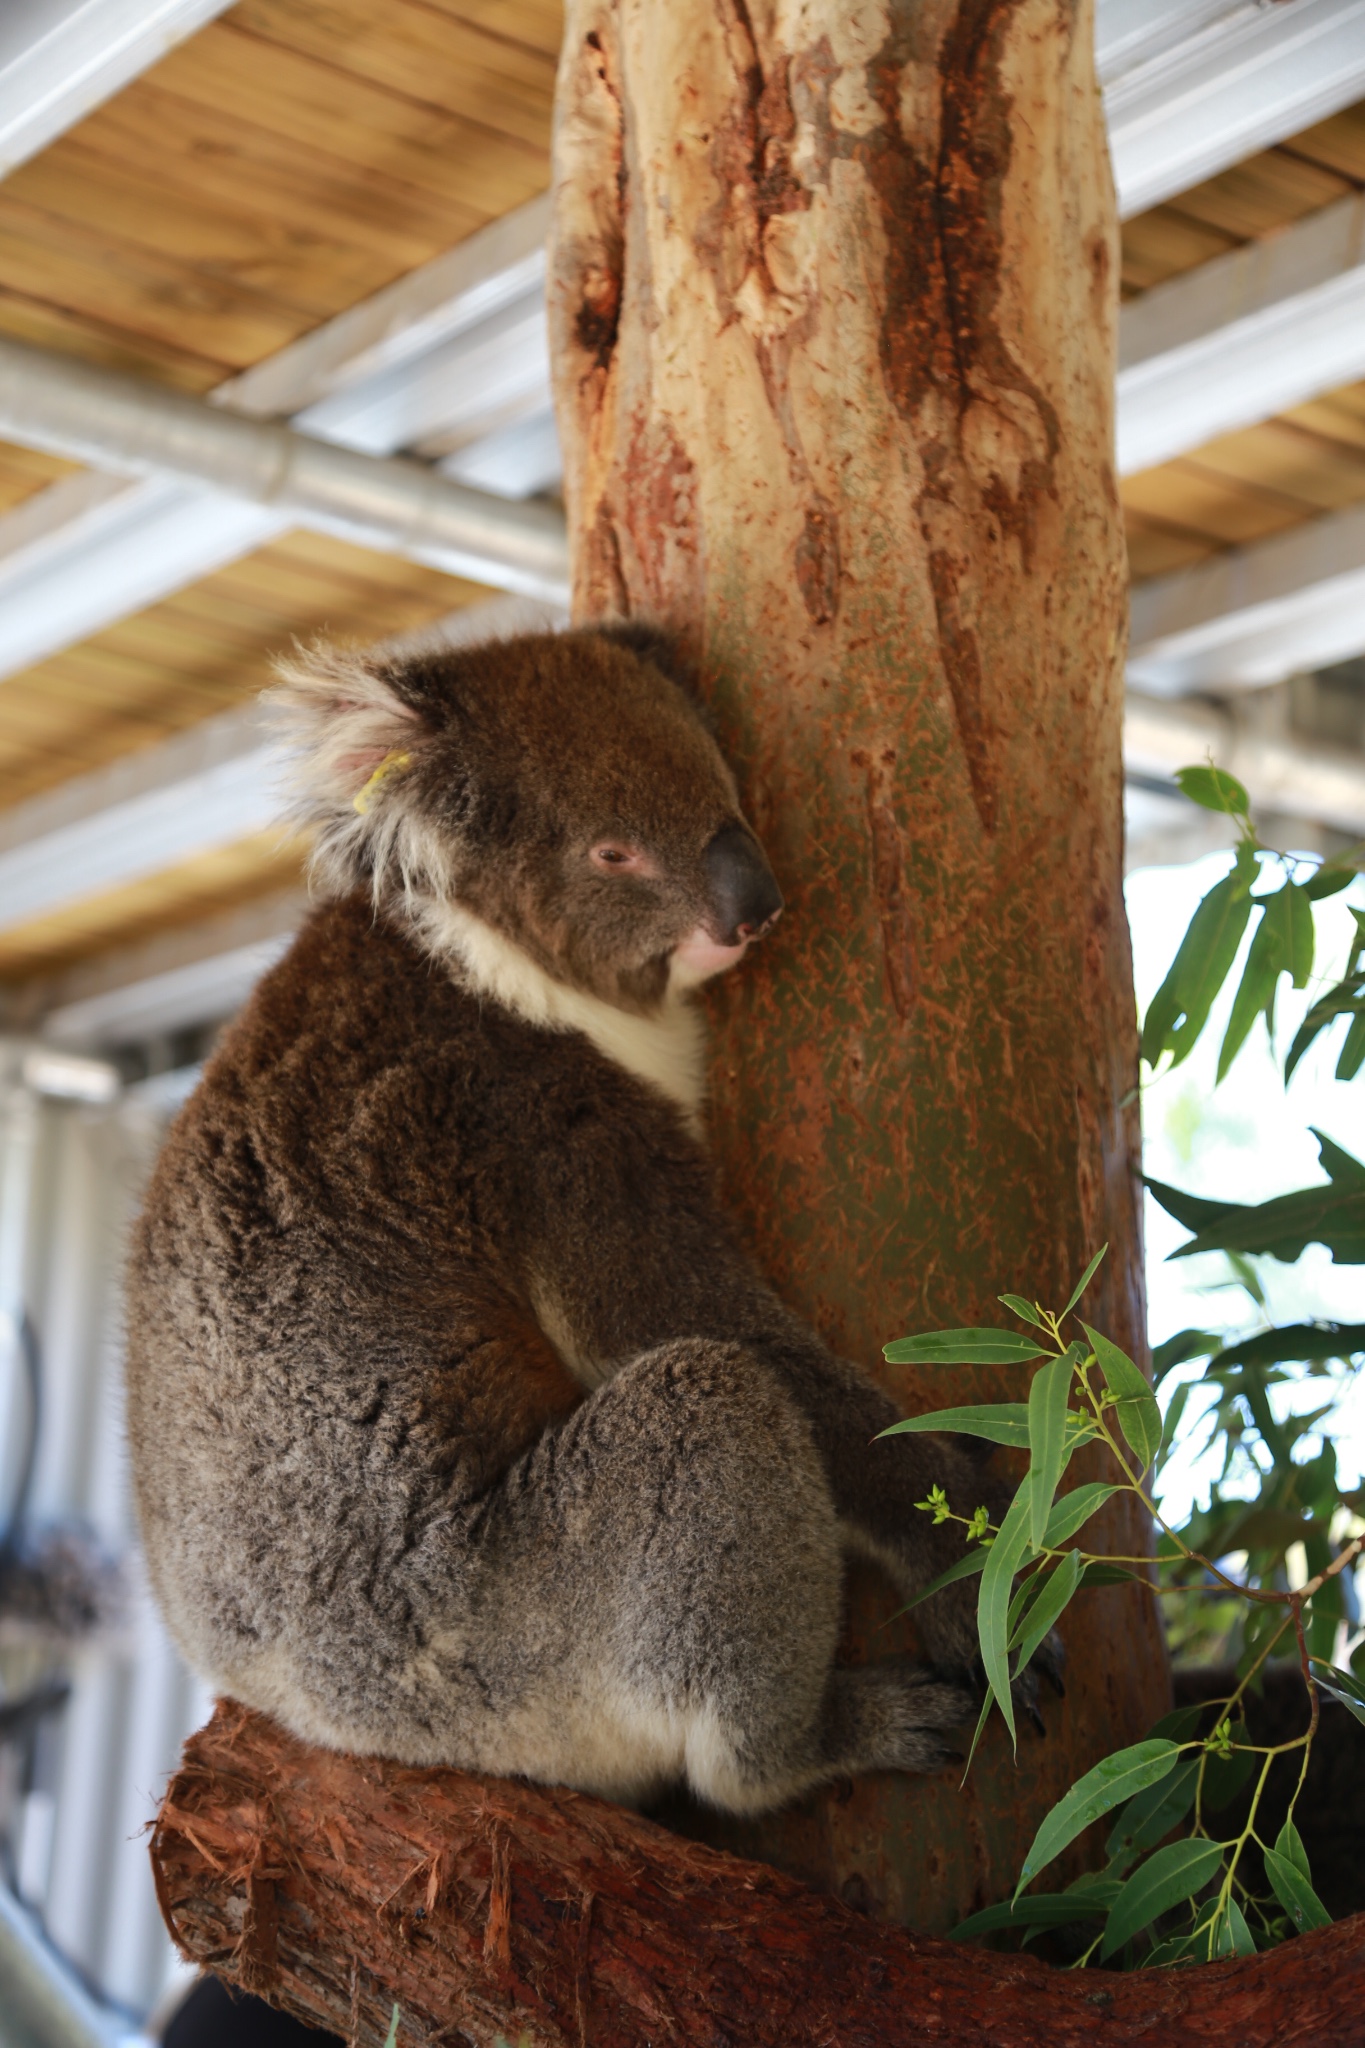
[353, 750, 412, 816]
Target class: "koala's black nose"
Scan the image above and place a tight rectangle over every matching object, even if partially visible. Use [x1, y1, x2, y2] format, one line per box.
[704, 822, 784, 945]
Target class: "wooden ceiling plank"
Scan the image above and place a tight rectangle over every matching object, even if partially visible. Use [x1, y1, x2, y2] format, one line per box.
[69, 83, 492, 276]
[0, 832, 307, 981]
[1182, 417, 1365, 513]
[180, 551, 478, 641]
[14, 634, 249, 704]
[0, 441, 80, 512]
[153, 23, 548, 216]
[1120, 461, 1311, 548]
[0, 279, 226, 390]
[1119, 96, 1365, 297]
[1123, 511, 1221, 582]
[5, 145, 399, 323]
[1162, 146, 1354, 243]
[94, 613, 280, 679]
[1279, 102, 1365, 183]
[0, 692, 103, 750]
[0, 196, 305, 369]
[231, 0, 557, 152]
[417, 0, 563, 57]
[241, 526, 485, 601]
[1120, 207, 1238, 297]
[1281, 382, 1365, 452]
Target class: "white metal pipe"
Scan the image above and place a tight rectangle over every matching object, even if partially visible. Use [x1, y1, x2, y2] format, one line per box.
[0, 336, 569, 605]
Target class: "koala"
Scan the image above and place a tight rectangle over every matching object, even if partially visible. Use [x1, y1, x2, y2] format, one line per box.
[125, 626, 1022, 1818]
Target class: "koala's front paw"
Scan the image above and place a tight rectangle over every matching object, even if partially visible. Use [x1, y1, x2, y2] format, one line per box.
[956, 1628, 1066, 1734]
[1008, 1629, 1067, 1734]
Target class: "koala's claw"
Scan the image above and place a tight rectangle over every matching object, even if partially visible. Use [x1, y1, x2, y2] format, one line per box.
[1009, 1630, 1066, 1733]
[961, 1626, 1065, 1735]
[1032, 1627, 1068, 1698]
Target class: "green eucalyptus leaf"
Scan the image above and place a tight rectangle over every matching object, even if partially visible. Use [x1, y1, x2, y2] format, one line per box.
[1303, 858, 1358, 900]
[1282, 880, 1315, 987]
[877, 1404, 1032, 1448]
[1218, 900, 1283, 1081]
[1062, 1244, 1108, 1318]
[1174, 764, 1250, 816]
[1149, 1705, 1206, 1743]
[1287, 981, 1365, 1081]
[1157, 1379, 1194, 1467]
[1105, 1757, 1199, 1865]
[1314, 1129, 1365, 1186]
[1225, 1899, 1258, 1957]
[1309, 1657, 1365, 1730]
[1170, 1184, 1365, 1265]
[1015, 1739, 1180, 1895]
[1013, 1549, 1082, 1678]
[1202, 1738, 1255, 1812]
[1082, 1322, 1162, 1469]
[882, 1328, 1050, 1365]
[880, 1405, 1095, 1453]
[1141, 852, 1257, 1070]
[1142, 1933, 1200, 1968]
[1042, 1480, 1123, 1547]
[979, 1479, 1034, 1750]
[1076, 1561, 1143, 1588]
[1027, 1352, 1075, 1548]
[1100, 1838, 1225, 1958]
[962, 1683, 996, 1778]
[1143, 1178, 1238, 1234]
[1208, 1322, 1365, 1370]
[1274, 1819, 1310, 1882]
[1337, 1008, 1365, 1080]
[1264, 1848, 1332, 1932]
[893, 1545, 988, 1614]
[1150, 1327, 1219, 1382]
[998, 1293, 1048, 1329]
[1006, 1565, 1049, 1644]
[950, 1893, 1108, 1940]
[1155, 1137, 1365, 1265]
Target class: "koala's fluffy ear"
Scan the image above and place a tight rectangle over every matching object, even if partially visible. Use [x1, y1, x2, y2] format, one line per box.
[269, 641, 447, 904]
[594, 622, 697, 694]
[271, 641, 430, 817]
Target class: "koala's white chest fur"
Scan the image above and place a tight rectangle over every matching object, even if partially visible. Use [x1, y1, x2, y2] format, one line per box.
[416, 898, 709, 1132]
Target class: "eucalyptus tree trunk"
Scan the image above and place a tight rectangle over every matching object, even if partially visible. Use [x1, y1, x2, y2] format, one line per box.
[550, 0, 1170, 1930]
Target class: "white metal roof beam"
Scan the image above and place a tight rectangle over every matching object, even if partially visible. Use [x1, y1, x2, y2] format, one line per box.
[1101, 0, 1365, 218]
[1118, 189, 1365, 475]
[0, 0, 233, 176]
[1128, 500, 1365, 694]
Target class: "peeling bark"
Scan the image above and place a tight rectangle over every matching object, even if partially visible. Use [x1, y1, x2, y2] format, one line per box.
[151, 1704, 1365, 2048]
[550, 0, 1165, 1929]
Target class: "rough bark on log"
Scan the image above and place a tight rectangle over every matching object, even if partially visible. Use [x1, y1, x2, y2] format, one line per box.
[151, 1702, 1365, 2048]
[549, 0, 1168, 1924]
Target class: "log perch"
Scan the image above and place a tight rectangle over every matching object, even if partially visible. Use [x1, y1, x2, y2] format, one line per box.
[151, 1703, 1365, 2048]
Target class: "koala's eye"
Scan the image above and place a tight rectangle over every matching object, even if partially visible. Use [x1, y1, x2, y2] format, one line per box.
[590, 842, 651, 875]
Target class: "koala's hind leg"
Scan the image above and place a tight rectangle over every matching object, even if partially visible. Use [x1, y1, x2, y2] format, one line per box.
[687, 1658, 975, 1815]
[466, 1338, 970, 1814]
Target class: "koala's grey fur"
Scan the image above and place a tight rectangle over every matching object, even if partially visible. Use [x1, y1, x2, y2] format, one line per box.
[125, 627, 1012, 1817]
